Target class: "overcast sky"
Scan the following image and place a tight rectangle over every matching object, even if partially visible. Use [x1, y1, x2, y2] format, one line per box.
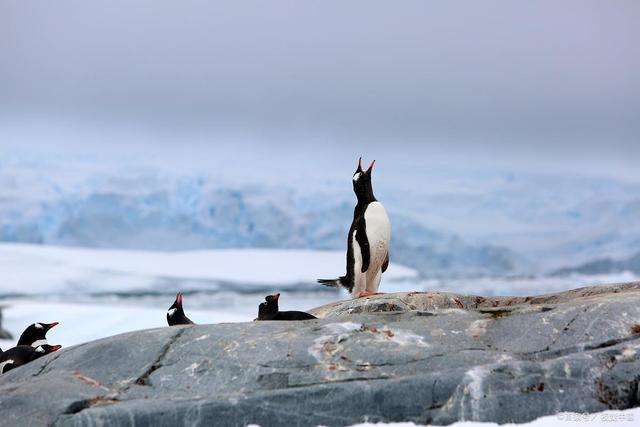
[1, 1, 638, 179]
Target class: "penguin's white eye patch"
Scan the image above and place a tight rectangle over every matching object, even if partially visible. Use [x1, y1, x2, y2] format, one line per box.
[35, 346, 45, 353]
[35, 323, 44, 329]
[167, 308, 177, 316]
[353, 172, 362, 182]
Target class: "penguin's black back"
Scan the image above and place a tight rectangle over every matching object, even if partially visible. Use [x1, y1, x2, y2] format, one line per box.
[167, 311, 194, 326]
[0, 346, 40, 373]
[257, 294, 316, 321]
[273, 311, 317, 321]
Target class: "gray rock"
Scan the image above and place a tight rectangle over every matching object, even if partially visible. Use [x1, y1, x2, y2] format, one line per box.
[2, 283, 640, 426]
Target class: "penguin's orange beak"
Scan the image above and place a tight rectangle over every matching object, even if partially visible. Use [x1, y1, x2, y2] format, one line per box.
[367, 160, 375, 172]
[273, 293, 280, 302]
[46, 322, 59, 330]
[176, 292, 183, 306]
[50, 344, 62, 352]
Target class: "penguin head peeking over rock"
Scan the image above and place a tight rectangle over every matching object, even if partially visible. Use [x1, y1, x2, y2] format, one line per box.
[167, 292, 195, 326]
[17, 322, 59, 347]
[256, 293, 317, 321]
[35, 344, 62, 355]
[257, 293, 281, 320]
[0, 343, 61, 374]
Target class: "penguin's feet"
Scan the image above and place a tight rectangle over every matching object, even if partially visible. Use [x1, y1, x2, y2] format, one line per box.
[356, 291, 385, 298]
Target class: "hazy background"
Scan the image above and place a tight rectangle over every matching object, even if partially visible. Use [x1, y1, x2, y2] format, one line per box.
[1, 1, 639, 345]
[1, 1, 639, 176]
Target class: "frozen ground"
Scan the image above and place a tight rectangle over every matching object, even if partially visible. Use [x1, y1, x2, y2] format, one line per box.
[0, 243, 417, 296]
[1, 243, 636, 350]
[0, 243, 408, 348]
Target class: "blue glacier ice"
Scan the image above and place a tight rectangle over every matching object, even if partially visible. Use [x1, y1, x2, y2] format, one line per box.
[2, 154, 640, 277]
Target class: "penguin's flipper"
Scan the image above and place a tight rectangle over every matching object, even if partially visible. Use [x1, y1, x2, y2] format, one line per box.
[355, 219, 370, 273]
[381, 252, 389, 273]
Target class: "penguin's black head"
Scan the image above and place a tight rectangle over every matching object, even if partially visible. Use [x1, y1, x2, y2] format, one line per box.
[257, 293, 280, 320]
[35, 344, 62, 355]
[32, 344, 62, 361]
[17, 322, 59, 347]
[352, 157, 376, 203]
[167, 292, 185, 321]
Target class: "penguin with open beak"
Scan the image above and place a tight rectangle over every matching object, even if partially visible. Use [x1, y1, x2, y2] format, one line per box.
[167, 292, 195, 326]
[318, 157, 391, 298]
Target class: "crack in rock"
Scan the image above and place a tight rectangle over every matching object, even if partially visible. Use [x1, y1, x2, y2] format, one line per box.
[32, 352, 62, 377]
[134, 328, 188, 386]
[63, 396, 119, 415]
[287, 375, 392, 389]
[519, 334, 640, 362]
[58, 328, 189, 422]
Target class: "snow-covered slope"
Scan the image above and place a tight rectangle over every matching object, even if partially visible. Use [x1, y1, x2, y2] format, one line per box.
[0, 243, 417, 296]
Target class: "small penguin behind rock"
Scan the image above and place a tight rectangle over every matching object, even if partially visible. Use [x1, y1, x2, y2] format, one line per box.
[256, 293, 317, 321]
[17, 322, 59, 347]
[318, 157, 391, 298]
[167, 292, 195, 326]
[0, 344, 62, 374]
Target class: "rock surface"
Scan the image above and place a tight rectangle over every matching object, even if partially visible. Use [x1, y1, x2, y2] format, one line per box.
[2, 283, 640, 426]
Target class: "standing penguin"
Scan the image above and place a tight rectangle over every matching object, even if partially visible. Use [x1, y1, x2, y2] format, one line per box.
[318, 157, 391, 298]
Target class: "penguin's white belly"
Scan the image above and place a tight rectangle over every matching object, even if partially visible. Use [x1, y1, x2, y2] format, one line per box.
[365, 202, 391, 265]
[351, 230, 366, 295]
[352, 201, 391, 295]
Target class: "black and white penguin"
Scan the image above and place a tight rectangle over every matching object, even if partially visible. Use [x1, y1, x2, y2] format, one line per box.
[256, 293, 317, 321]
[0, 344, 61, 374]
[318, 157, 391, 298]
[17, 322, 59, 347]
[167, 292, 195, 326]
